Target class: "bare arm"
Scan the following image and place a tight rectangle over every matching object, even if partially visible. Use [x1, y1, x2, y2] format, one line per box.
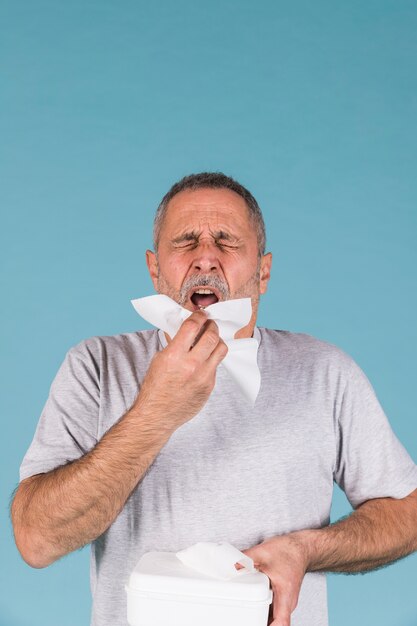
[11, 405, 174, 568]
[301, 487, 417, 573]
[11, 311, 228, 568]
[238, 488, 417, 626]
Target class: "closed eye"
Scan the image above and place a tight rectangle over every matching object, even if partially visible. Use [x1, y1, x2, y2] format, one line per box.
[175, 242, 197, 248]
[217, 242, 238, 248]
[174, 241, 238, 249]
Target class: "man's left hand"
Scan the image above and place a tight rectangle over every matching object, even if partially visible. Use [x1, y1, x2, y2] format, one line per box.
[235, 533, 309, 626]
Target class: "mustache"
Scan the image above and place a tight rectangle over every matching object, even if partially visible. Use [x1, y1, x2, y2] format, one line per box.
[179, 275, 230, 303]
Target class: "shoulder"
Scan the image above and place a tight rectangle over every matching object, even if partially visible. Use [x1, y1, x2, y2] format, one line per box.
[258, 327, 357, 375]
[64, 329, 160, 370]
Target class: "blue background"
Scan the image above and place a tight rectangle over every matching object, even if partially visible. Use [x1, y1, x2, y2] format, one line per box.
[1, 1, 416, 625]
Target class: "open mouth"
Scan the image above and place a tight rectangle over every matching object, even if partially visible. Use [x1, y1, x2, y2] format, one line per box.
[190, 288, 220, 309]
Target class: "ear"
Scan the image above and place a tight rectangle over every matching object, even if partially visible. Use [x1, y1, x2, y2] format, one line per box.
[145, 249, 159, 290]
[259, 252, 272, 295]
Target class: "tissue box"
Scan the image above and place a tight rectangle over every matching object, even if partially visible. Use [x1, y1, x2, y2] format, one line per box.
[126, 550, 273, 626]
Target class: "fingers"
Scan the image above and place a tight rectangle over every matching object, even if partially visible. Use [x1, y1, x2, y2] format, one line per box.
[204, 337, 228, 371]
[270, 608, 291, 625]
[189, 319, 223, 360]
[269, 587, 292, 626]
[170, 310, 210, 354]
[270, 613, 291, 626]
[171, 311, 226, 364]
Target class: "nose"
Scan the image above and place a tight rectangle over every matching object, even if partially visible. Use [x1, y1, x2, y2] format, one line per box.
[191, 240, 220, 273]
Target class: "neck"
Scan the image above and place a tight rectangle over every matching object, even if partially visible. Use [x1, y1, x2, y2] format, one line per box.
[234, 304, 258, 339]
[234, 321, 255, 339]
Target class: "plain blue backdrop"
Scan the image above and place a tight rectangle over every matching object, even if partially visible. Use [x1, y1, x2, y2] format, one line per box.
[1, 1, 416, 625]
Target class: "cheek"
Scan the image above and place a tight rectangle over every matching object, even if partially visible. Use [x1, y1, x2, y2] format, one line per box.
[233, 256, 257, 277]
[228, 266, 254, 289]
[159, 255, 188, 281]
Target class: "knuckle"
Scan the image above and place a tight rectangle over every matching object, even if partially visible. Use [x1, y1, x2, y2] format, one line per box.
[218, 341, 228, 356]
[162, 349, 178, 367]
[183, 316, 201, 330]
[190, 310, 208, 323]
[204, 329, 219, 346]
[183, 357, 198, 376]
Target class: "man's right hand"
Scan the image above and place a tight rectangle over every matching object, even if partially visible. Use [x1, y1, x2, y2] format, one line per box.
[133, 309, 228, 430]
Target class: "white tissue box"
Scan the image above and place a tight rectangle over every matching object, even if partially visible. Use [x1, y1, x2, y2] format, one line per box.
[125, 549, 273, 626]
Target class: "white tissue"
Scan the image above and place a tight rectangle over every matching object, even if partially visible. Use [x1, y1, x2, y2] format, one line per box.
[130, 294, 261, 405]
[175, 541, 256, 581]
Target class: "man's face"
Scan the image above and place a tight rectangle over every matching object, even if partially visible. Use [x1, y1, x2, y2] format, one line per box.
[146, 187, 272, 329]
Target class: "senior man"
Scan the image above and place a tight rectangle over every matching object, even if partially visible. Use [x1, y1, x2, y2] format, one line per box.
[11, 172, 417, 626]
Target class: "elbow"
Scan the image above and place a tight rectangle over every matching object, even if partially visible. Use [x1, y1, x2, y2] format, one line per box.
[27, 554, 56, 569]
[10, 488, 57, 569]
[13, 524, 57, 569]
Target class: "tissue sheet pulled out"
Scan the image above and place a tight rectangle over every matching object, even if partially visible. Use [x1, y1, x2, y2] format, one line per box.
[175, 541, 256, 581]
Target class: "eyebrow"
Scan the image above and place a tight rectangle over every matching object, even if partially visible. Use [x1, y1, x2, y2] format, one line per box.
[171, 229, 238, 244]
[171, 229, 200, 244]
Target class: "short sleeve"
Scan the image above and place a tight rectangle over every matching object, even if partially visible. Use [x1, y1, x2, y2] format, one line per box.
[333, 356, 417, 509]
[19, 342, 100, 482]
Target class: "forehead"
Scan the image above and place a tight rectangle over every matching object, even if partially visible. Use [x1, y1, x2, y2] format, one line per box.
[161, 188, 252, 234]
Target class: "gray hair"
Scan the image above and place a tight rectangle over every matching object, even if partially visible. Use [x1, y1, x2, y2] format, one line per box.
[152, 172, 266, 258]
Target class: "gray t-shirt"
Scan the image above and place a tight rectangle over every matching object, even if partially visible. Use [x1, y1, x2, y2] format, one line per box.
[19, 327, 417, 626]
